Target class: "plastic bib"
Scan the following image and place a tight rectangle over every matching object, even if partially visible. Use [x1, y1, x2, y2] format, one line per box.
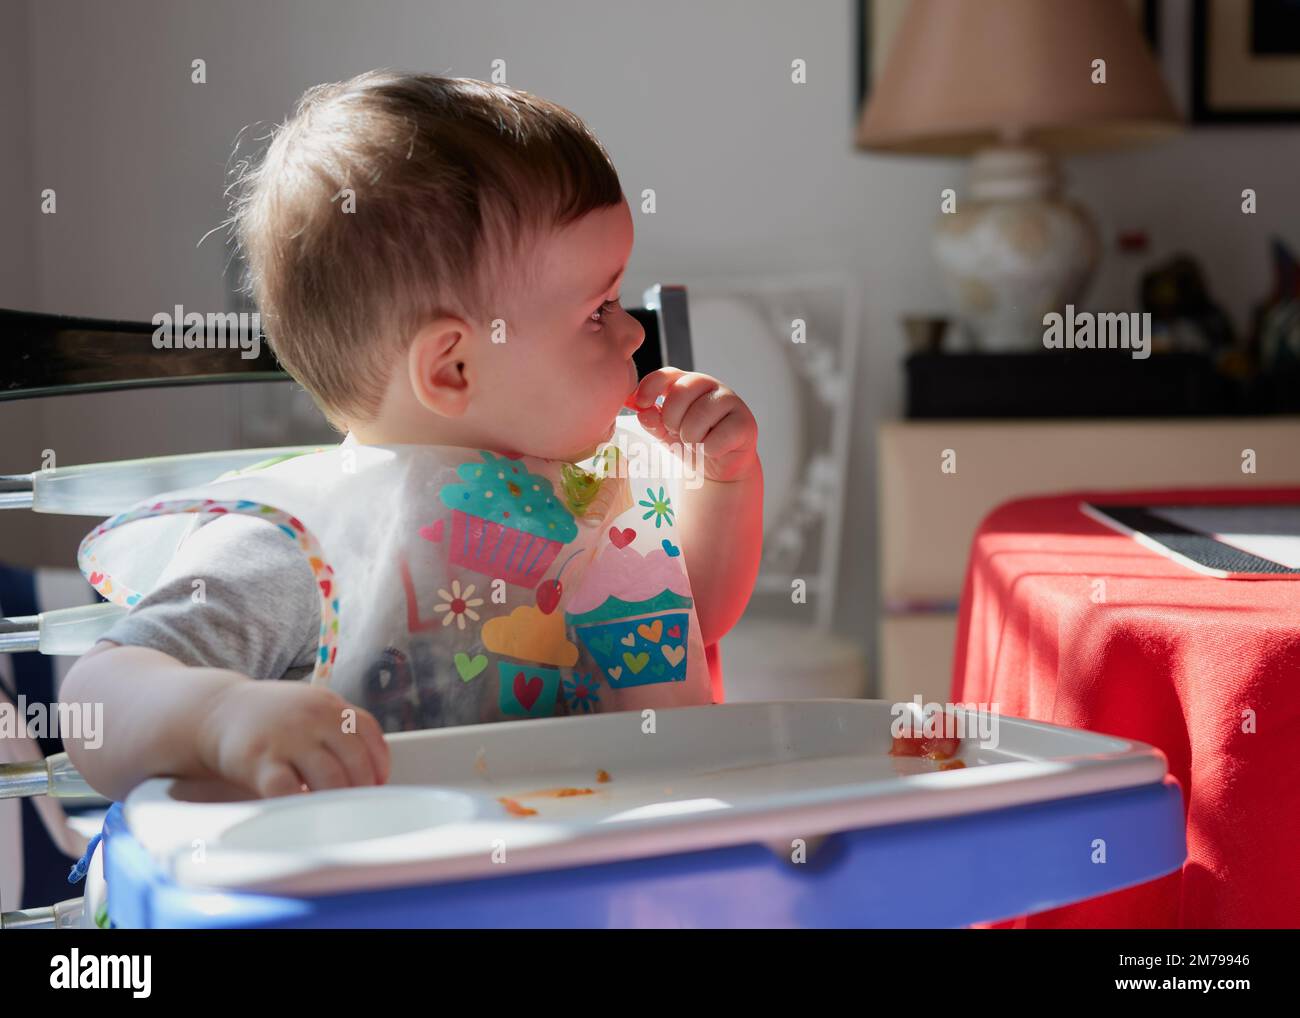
[78, 416, 718, 732]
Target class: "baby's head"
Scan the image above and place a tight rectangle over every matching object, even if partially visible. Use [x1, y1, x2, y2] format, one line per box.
[232, 71, 643, 461]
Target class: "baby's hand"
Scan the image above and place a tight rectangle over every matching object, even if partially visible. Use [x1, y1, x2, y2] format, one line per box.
[197, 681, 391, 798]
[626, 368, 759, 483]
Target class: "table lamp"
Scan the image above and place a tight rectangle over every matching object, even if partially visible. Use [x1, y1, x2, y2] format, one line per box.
[856, 0, 1181, 351]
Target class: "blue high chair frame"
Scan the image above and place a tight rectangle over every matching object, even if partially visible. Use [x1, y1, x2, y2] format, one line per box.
[96, 782, 1186, 929]
[0, 290, 1187, 928]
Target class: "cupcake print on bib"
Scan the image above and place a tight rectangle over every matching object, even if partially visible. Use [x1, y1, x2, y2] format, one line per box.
[438, 452, 578, 589]
[564, 531, 693, 688]
[481, 604, 580, 718]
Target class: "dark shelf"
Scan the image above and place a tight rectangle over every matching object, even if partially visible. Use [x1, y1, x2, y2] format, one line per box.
[903, 351, 1296, 418]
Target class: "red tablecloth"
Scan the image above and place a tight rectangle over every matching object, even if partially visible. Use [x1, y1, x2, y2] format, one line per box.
[952, 487, 1300, 929]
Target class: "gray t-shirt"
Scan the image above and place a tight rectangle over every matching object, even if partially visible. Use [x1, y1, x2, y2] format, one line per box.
[99, 513, 320, 681]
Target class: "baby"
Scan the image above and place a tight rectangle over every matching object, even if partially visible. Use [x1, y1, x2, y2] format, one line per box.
[61, 72, 763, 802]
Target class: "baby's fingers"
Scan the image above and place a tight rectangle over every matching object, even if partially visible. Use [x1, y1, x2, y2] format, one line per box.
[355, 708, 392, 783]
[324, 716, 387, 787]
[627, 367, 687, 410]
[637, 407, 675, 443]
[293, 744, 351, 792]
[252, 758, 307, 799]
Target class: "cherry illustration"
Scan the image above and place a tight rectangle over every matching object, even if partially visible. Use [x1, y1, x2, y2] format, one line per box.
[536, 549, 583, 614]
[536, 578, 562, 614]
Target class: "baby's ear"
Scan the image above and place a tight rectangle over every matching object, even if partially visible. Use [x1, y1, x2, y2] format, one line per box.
[407, 318, 472, 417]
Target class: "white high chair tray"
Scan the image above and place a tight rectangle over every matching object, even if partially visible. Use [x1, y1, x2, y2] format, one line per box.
[123, 699, 1169, 897]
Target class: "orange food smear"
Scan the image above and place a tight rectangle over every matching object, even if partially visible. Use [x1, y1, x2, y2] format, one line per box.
[939, 759, 966, 771]
[521, 787, 594, 799]
[498, 797, 537, 817]
[892, 733, 961, 761]
[499, 786, 600, 815]
[889, 734, 925, 758]
[596, 769, 611, 783]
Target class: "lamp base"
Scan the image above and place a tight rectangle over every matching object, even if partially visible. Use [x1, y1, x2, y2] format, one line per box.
[934, 146, 1100, 352]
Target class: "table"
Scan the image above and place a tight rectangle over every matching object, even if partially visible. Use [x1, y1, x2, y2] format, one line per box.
[952, 487, 1300, 928]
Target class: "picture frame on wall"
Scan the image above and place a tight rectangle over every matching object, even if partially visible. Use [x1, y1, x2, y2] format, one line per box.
[855, 0, 1162, 114]
[1192, 0, 1300, 123]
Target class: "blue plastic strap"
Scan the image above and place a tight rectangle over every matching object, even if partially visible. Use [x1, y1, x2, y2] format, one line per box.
[68, 831, 101, 884]
[68, 802, 123, 884]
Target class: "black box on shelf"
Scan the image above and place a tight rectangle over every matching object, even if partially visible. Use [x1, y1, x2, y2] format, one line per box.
[904, 351, 1239, 418]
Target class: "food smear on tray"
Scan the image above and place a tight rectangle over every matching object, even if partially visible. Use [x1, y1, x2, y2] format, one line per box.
[498, 797, 537, 817]
[530, 787, 596, 798]
[889, 732, 961, 761]
[890, 710, 966, 773]
[596, 769, 611, 783]
[497, 786, 598, 817]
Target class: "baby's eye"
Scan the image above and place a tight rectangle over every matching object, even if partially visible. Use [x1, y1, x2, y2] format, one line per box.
[590, 298, 622, 325]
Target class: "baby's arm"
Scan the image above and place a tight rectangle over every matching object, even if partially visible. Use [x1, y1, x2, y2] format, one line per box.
[674, 462, 764, 647]
[627, 369, 764, 647]
[60, 514, 389, 800]
[62, 641, 388, 801]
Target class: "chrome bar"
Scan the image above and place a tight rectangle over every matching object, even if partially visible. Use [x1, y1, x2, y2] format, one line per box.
[0, 760, 51, 798]
[0, 613, 40, 653]
[0, 473, 34, 510]
[1, 897, 85, 929]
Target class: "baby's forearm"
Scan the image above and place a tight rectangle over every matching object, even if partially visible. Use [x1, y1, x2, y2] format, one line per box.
[679, 458, 764, 648]
[59, 643, 243, 801]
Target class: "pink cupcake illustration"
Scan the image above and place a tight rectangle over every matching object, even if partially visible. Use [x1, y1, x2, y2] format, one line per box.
[565, 539, 694, 688]
[438, 452, 578, 590]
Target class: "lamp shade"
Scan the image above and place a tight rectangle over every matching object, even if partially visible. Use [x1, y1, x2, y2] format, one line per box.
[856, 0, 1182, 155]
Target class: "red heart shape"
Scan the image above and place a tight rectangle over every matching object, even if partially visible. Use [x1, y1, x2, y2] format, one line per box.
[89, 571, 104, 586]
[514, 671, 543, 710]
[609, 527, 636, 549]
[668, 625, 680, 638]
[319, 579, 332, 597]
[418, 520, 444, 543]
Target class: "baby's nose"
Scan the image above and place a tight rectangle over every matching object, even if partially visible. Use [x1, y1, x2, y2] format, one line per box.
[625, 316, 646, 354]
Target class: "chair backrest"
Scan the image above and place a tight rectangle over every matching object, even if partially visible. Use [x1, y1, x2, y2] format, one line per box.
[684, 272, 859, 633]
[0, 285, 693, 402]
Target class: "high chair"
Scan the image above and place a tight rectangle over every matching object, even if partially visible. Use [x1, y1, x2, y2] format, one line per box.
[0, 289, 1186, 929]
[0, 286, 704, 926]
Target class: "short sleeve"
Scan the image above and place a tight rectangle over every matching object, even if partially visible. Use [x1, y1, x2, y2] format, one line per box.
[98, 513, 320, 681]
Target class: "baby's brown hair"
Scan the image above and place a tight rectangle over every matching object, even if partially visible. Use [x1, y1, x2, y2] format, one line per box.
[230, 71, 623, 427]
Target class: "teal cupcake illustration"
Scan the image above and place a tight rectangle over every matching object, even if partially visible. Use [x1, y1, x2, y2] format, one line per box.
[438, 452, 577, 590]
